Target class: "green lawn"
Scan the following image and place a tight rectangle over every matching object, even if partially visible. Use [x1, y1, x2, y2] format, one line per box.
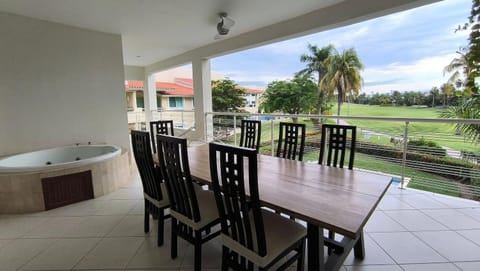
[334, 103, 480, 152]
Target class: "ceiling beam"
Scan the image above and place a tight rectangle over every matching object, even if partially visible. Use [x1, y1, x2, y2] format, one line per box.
[146, 0, 438, 74]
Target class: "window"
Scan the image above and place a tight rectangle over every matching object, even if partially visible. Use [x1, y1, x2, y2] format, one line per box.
[169, 97, 184, 109]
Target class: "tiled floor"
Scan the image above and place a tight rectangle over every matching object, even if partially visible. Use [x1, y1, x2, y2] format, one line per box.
[1, 173, 480, 271]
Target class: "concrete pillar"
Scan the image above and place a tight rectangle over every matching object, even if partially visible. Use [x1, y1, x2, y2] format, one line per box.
[144, 73, 157, 129]
[131, 92, 137, 110]
[192, 58, 213, 141]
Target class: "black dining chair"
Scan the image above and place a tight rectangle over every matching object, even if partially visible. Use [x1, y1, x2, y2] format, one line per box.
[319, 124, 357, 169]
[156, 134, 221, 271]
[150, 120, 174, 153]
[209, 142, 306, 271]
[130, 130, 170, 246]
[318, 124, 357, 254]
[276, 122, 306, 161]
[239, 119, 262, 152]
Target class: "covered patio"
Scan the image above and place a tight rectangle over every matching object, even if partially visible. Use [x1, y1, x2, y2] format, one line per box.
[2, 0, 479, 270]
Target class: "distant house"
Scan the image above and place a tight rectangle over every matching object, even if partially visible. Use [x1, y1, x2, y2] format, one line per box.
[125, 78, 194, 111]
[242, 87, 264, 113]
[125, 78, 263, 113]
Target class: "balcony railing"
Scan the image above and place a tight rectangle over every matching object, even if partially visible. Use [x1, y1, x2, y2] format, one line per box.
[205, 112, 480, 201]
[127, 109, 195, 131]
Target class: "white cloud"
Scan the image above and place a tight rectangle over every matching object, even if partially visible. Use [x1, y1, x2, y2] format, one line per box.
[363, 53, 459, 93]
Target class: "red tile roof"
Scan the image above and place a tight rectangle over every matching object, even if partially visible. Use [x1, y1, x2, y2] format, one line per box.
[242, 87, 264, 95]
[125, 79, 263, 96]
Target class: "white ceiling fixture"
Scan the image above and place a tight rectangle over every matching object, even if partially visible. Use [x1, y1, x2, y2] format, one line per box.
[215, 12, 235, 40]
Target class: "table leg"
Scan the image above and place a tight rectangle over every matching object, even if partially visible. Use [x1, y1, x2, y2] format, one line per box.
[353, 230, 365, 259]
[307, 223, 324, 271]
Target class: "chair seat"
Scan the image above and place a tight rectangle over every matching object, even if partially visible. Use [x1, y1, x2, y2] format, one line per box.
[222, 209, 306, 268]
[143, 182, 169, 208]
[170, 189, 219, 231]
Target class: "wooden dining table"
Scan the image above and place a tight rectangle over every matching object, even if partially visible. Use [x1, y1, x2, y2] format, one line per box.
[187, 144, 392, 271]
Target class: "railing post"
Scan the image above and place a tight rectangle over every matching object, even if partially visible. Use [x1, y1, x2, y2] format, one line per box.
[204, 112, 208, 143]
[233, 115, 237, 145]
[401, 121, 409, 189]
[181, 111, 184, 127]
[271, 119, 275, 157]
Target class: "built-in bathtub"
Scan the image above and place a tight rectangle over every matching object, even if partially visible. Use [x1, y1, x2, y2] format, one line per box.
[0, 145, 131, 213]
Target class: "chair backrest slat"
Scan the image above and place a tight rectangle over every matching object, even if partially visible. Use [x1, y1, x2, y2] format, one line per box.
[319, 124, 356, 169]
[239, 119, 261, 152]
[150, 120, 174, 153]
[209, 143, 266, 256]
[276, 122, 306, 161]
[131, 130, 163, 201]
[157, 134, 200, 222]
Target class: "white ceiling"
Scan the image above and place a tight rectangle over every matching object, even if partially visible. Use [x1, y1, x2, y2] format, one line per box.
[0, 0, 343, 66]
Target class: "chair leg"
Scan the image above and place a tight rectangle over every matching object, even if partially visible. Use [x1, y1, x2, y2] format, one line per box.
[296, 239, 305, 271]
[157, 208, 164, 246]
[194, 230, 202, 271]
[222, 246, 229, 271]
[328, 230, 335, 255]
[171, 218, 178, 259]
[144, 200, 149, 233]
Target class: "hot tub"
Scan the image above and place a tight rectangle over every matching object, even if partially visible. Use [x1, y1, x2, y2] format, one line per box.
[0, 145, 131, 213]
[0, 145, 121, 173]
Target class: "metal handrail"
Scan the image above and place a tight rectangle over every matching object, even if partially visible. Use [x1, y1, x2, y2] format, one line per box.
[205, 111, 480, 200]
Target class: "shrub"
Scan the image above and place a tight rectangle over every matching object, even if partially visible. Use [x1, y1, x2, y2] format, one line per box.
[407, 138, 446, 157]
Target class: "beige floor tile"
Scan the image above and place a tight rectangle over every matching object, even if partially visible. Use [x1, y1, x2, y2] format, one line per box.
[0, 216, 48, 238]
[0, 239, 56, 271]
[21, 238, 100, 270]
[74, 237, 144, 269]
[93, 199, 138, 215]
[400, 263, 461, 271]
[127, 234, 187, 269]
[62, 215, 124, 237]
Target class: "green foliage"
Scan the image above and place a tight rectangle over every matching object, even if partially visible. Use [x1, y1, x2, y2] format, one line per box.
[408, 138, 446, 157]
[355, 141, 477, 183]
[321, 47, 364, 116]
[297, 44, 335, 114]
[408, 138, 441, 148]
[441, 96, 480, 143]
[466, 0, 480, 94]
[211, 79, 246, 112]
[260, 74, 318, 116]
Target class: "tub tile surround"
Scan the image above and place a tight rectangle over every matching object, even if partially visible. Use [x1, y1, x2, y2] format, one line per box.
[0, 150, 132, 213]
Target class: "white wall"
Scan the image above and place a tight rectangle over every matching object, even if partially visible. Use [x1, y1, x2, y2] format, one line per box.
[0, 12, 129, 156]
[124, 65, 144, 81]
[154, 66, 224, 83]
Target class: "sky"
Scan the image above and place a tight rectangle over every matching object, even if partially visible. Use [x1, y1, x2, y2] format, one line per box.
[210, 0, 471, 94]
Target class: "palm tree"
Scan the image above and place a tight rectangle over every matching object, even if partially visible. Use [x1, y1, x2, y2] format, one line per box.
[443, 47, 469, 89]
[440, 83, 455, 106]
[297, 44, 335, 115]
[321, 48, 363, 117]
[441, 97, 480, 143]
[430, 87, 440, 107]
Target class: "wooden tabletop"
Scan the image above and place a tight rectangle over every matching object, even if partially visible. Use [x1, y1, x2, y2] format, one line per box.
[188, 144, 392, 239]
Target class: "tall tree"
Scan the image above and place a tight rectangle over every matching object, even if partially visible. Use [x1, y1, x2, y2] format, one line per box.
[321, 48, 363, 116]
[441, 0, 480, 143]
[430, 87, 440, 107]
[260, 74, 317, 122]
[440, 83, 455, 106]
[466, 0, 480, 94]
[444, 47, 469, 89]
[211, 79, 246, 112]
[297, 44, 335, 115]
